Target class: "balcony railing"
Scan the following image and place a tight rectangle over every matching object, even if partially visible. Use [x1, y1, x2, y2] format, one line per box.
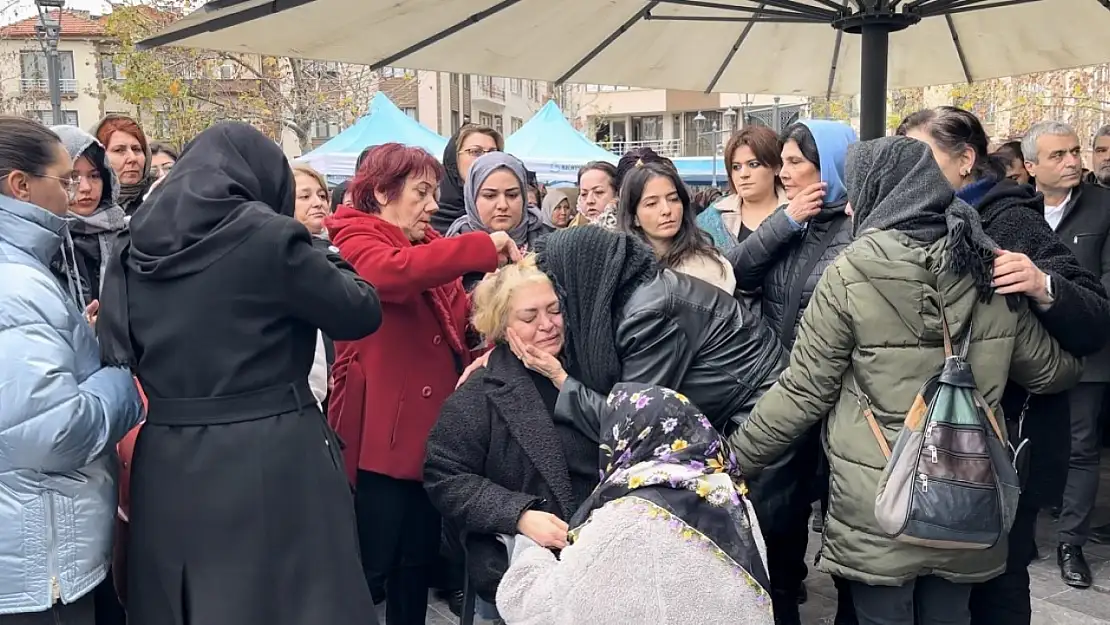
[21, 78, 78, 95]
[474, 83, 505, 102]
[603, 138, 684, 158]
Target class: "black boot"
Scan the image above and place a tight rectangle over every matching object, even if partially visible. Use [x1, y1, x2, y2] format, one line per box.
[1057, 544, 1092, 588]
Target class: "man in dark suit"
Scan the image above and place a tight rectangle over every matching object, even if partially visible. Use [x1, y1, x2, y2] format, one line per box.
[1024, 121, 1110, 589]
[1089, 125, 1110, 189]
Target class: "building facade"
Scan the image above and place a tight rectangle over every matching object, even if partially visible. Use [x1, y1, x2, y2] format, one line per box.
[573, 86, 808, 158]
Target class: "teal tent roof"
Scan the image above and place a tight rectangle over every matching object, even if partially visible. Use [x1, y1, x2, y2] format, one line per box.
[505, 100, 614, 163]
[303, 92, 447, 158]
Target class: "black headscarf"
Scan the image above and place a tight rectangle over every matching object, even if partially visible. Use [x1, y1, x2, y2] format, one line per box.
[847, 136, 997, 302]
[569, 383, 772, 611]
[534, 227, 658, 394]
[97, 122, 295, 366]
[431, 129, 466, 235]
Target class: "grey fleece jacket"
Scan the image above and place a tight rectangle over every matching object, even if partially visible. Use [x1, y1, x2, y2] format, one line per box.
[496, 497, 774, 625]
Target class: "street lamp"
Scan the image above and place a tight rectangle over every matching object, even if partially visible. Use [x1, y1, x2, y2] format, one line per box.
[723, 106, 737, 132]
[34, 0, 65, 125]
[693, 110, 730, 187]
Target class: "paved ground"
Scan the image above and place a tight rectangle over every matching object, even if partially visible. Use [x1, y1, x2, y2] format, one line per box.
[422, 456, 1110, 625]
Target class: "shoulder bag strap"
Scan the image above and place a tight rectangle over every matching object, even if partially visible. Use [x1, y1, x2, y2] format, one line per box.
[779, 214, 848, 347]
[853, 375, 892, 460]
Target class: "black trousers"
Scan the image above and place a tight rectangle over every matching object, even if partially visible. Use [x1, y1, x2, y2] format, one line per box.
[852, 576, 971, 625]
[0, 593, 95, 625]
[967, 503, 1039, 625]
[92, 572, 127, 625]
[1059, 382, 1105, 545]
[355, 470, 441, 625]
[764, 509, 810, 625]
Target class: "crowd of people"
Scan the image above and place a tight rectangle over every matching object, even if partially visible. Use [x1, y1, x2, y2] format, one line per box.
[0, 106, 1109, 625]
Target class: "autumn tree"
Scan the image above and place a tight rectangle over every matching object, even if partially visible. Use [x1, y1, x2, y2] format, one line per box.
[945, 66, 1110, 143]
[101, 1, 411, 152]
[807, 95, 854, 122]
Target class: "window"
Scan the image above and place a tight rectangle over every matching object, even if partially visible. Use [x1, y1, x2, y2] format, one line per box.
[493, 115, 503, 133]
[303, 60, 341, 77]
[219, 63, 234, 80]
[312, 119, 340, 139]
[28, 110, 78, 126]
[20, 50, 76, 94]
[403, 107, 417, 119]
[511, 117, 524, 133]
[99, 54, 125, 80]
[381, 67, 413, 79]
[510, 78, 522, 94]
[451, 110, 461, 133]
[585, 84, 631, 93]
[527, 80, 539, 101]
[478, 112, 495, 128]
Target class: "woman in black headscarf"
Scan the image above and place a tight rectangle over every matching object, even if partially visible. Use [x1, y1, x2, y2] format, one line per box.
[528, 227, 785, 438]
[432, 124, 504, 235]
[97, 122, 383, 625]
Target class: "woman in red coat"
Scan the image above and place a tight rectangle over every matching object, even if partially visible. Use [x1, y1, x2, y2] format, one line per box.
[326, 143, 521, 625]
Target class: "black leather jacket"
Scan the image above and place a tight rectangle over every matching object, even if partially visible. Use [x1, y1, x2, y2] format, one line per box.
[727, 202, 851, 348]
[555, 269, 786, 440]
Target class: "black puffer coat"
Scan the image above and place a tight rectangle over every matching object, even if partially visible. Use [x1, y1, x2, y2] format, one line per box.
[726, 201, 851, 347]
[974, 179, 1110, 507]
[556, 269, 786, 439]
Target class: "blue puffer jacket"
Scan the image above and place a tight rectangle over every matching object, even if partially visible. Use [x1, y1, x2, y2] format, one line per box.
[0, 194, 143, 615]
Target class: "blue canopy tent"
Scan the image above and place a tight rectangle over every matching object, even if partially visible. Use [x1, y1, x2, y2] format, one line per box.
[506, 100, 615, 186]
[296, 92, 447, 182]
[672, 156, 729, 187]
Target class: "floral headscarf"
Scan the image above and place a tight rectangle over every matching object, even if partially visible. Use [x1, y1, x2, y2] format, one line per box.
[569, 383, 771, 608]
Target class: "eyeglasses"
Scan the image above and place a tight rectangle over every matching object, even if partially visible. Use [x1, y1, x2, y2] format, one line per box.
[38, 173, 80, 202]
[459, 147, 499, 159]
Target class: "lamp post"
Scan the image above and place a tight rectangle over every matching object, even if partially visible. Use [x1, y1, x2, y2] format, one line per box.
[34, 0, 65, 125]
[693, 107, 736, 188]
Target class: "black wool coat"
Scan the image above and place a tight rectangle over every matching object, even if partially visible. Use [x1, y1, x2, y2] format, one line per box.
[424, 345, 596, 602]
[978, 180, 1110, 507]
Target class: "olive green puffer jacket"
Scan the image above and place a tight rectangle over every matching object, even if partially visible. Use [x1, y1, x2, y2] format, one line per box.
[729, 230, 1082, 587]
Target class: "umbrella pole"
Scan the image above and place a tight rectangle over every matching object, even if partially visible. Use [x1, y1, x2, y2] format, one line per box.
[859, 24, 889, 140]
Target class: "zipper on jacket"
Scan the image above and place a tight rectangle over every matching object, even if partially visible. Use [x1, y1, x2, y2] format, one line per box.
[44, 493, 60, 603]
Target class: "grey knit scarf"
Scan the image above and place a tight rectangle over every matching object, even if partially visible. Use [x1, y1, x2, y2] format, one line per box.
[848, 136, 998, 301]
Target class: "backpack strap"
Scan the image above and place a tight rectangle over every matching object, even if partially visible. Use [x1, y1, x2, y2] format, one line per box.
[854, 376, 892, 460]
[972, 391, 1007, 443]
[939, 308, 954, 358]
[957, 319, 974, 359]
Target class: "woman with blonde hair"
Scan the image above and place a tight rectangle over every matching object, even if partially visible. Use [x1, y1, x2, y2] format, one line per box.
[425, 256, 598, 609]
[292, 164, 331, 238]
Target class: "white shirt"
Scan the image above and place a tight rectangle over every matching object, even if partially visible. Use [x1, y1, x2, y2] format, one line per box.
[1043, 189, 1073, 231]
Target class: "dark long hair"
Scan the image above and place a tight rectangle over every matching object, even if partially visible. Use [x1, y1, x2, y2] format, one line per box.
[0, 116, 62, 195]
[618, 162, 719, 270]
[896, 106, 1006, 181]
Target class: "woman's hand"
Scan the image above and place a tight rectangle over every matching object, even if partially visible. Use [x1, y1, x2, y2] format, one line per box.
[784, 182, 826, 224]
[455, 350, 491, 389]
[517, 510, 569, 549]
[490, 232, 523, 266]
[993, 250, 1052, 306]
[506, 328, 567, 388]
[84, 299, 99, 328]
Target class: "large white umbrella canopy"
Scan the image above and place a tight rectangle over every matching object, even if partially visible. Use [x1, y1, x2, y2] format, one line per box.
[142, 0, 1110, 138]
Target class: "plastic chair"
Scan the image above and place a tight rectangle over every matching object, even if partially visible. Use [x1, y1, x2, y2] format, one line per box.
[458, 533, 514, 625]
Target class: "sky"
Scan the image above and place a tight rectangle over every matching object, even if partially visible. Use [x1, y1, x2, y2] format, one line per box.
[0, 0, 199, 25]
[2, 0, 112, 24]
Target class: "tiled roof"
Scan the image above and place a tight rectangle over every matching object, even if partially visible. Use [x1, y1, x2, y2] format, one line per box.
[0, 10, 108, 38]
[0, 7, 179, 39]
